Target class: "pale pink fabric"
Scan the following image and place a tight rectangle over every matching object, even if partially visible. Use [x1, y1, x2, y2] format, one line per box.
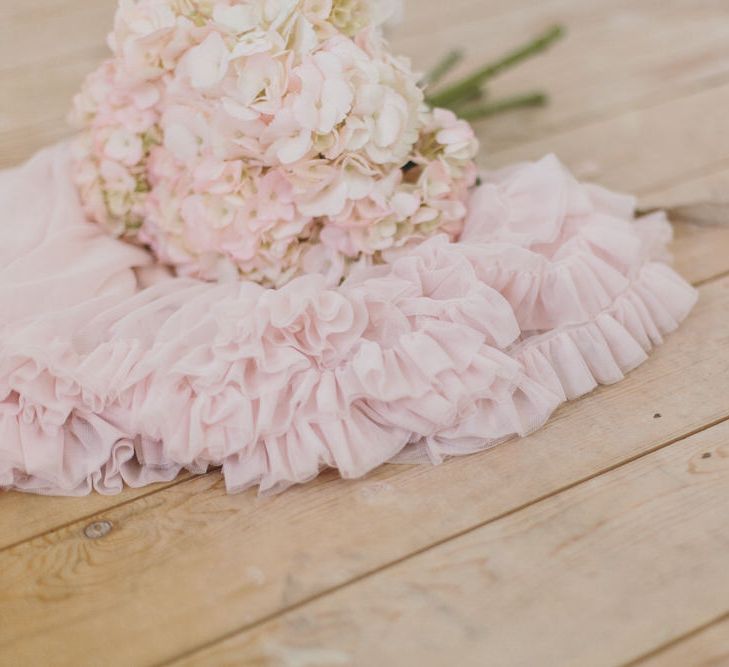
[0, 143, 697, 496]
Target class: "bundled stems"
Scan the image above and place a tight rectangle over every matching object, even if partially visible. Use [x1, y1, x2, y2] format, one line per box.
[425, 24, 565, 118]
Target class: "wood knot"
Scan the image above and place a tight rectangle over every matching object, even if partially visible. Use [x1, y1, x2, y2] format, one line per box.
[83, 520, 113, 539]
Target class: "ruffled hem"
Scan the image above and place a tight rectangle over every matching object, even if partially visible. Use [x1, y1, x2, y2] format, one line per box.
[0, 144, 698, 496]
[397, 261, 697, 466]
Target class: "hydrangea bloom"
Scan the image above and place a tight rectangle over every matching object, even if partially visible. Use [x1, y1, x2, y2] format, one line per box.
[72, 0, 479, 286]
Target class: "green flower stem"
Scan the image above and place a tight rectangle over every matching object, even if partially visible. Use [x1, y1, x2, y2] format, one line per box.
[457, 91, 548, 121]
[426, 24, 565, 109]
[444, 86, 488, 114]
[420, 49, 464, 89]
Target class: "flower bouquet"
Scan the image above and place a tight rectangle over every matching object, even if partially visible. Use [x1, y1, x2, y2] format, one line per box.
[0, 0, 696, 496]
[71, 1, 562, 287]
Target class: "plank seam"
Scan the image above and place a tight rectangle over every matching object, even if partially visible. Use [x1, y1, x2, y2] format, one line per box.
[622, 610, 729, 666]
[693, 268, 729, 289]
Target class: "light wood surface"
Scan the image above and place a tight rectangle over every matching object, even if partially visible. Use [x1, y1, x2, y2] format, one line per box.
[179, 420, 729, 667]
[2, 1, 729, 666]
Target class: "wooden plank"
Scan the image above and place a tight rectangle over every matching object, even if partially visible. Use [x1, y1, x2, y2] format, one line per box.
[1, 275, 728, 666]
[670, 222, 729, 287]
[0, 54, 109, 165]
[631, 614, 729, 667]
[0, 476, 190, 552]
[486, 81, 729, 194]
[175, 419, 729, 667]
[0, 1, 114, 73]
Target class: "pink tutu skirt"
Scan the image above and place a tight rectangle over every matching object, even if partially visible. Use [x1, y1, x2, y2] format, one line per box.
[0, 143, 697, 496]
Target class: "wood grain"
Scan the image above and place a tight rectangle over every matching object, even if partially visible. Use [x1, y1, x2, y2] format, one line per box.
[177, 419, 729, 667]
[1, 275, 728, 665]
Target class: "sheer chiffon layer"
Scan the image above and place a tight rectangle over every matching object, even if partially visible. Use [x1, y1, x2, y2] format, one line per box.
[0, 144, 697, 495]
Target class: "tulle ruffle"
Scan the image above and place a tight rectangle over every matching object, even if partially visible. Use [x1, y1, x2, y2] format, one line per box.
[0, 144, 697, 496]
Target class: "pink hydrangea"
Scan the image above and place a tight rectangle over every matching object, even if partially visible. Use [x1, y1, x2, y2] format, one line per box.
[71, 0, 479, 286]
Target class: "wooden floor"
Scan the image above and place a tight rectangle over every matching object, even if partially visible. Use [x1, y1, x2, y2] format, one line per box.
[2, 1, 729, 665]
